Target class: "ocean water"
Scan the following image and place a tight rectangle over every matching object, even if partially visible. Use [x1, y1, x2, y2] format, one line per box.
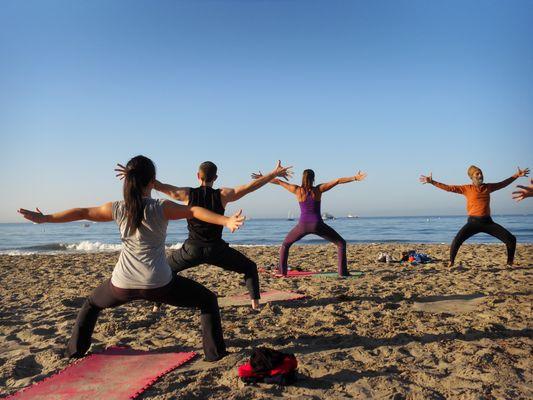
[0, 215, 531, 255]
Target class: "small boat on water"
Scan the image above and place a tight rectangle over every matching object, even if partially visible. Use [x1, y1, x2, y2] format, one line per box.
[322, 212, 335, 220]
[347, 213, 359, 219]
[287, 211, 294, 221]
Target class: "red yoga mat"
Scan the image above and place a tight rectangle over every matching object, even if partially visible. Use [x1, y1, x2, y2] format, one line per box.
[7, 347, 197, 400]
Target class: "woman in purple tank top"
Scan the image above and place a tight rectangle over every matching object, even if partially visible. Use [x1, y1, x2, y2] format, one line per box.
[253, 169, 367, 276]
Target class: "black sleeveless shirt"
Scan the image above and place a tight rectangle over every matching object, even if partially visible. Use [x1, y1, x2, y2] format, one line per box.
[187, 187, 225, 243]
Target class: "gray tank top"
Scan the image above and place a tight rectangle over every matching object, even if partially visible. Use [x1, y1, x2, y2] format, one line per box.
[110, 198, 172, 289]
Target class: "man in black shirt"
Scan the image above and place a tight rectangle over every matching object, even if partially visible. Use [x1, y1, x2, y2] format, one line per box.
[154, 160, 292, 309]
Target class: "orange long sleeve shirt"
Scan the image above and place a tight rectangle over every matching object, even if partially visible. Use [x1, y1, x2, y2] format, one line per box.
[432, 176, 517, 217]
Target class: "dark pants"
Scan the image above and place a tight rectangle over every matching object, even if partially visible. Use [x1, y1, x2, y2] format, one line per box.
[450, 216, 516, 265]
[168, 240, 260, 300]
[279, 220, 348, 276]
[66, 276, 226, 361]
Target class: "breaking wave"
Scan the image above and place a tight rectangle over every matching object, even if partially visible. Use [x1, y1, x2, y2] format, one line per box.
[0, 241, 184, 255]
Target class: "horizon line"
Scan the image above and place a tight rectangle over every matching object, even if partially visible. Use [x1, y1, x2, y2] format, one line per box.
[3, 213, 532, 224]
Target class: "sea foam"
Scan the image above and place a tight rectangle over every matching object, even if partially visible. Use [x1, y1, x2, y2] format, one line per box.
[0, 241, 186, 255]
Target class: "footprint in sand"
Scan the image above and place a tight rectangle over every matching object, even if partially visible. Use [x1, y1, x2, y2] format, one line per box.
[128, 316, 159, 329]
[14, 355, 42, 378]
[61, 297, 85, 308]
[412, 294, 485, 314]
[383, 303, 401, 310]
[31, 327, 57, 336]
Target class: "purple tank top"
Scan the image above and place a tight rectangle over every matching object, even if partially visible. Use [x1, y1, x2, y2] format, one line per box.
[299, 191, 322, 223]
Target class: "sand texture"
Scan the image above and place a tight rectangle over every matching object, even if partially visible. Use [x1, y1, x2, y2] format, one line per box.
[1, 243, 532, 399]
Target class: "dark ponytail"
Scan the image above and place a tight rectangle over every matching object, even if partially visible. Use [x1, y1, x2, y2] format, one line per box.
[301, 169, 315, 192]
[123, 155, 156, 234]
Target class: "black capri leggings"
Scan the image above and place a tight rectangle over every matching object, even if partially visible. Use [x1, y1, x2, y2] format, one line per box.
[168, 240, 260, 300]
[66, 276, 226, 361]
[450, 216, 516, 265]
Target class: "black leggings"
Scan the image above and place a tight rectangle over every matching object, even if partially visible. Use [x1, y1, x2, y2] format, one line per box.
[450, 216, 516, 265]
[168, 240, 260, 300]
[66, 276, 226, 361]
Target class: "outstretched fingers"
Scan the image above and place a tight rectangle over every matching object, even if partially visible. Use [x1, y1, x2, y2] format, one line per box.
[114, 163, 127, 180]
[279, 166, 294, 181]
[251, 171, 263, 180]
[17, 208, 44, 223]
[517, 166, 530, 177]
[512, 191, 525, 202]
[419, 172, 432, 184]
[275, 160, 294, 181]
[356, 170, 367, 181]
[227, 209, 245, 232]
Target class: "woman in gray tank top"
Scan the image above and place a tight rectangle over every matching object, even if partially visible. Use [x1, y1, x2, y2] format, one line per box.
[18, 155, 244, 361]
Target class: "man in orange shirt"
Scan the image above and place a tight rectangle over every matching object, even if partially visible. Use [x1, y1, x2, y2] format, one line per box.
[420, 166, 529, 267]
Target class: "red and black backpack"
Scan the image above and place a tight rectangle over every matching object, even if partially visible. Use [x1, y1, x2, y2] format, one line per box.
[238, 347, 298, 385]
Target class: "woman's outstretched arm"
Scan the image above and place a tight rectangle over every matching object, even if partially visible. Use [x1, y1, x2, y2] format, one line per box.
[18, 203, 113, 223]
[162, 200, 245, 232]
[318, 171, 367, 193]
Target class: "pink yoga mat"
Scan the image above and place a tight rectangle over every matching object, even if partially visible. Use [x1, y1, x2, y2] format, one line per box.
[274, 270, 320, 278]
[7, 347, 197, 400]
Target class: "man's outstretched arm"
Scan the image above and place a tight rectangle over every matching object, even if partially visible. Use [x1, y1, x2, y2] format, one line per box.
[221, 160, 292, 205]
[154, 180, 191, 203]
[420, 172, 465, 194]
[489, 167, 529, 192]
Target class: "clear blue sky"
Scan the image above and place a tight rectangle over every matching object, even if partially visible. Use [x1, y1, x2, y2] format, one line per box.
[1, 0, 532, 222]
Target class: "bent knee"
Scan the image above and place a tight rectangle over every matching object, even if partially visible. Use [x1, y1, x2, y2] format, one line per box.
[281, 241, 294, 249]
[248, 261, 258, 273]
[202, 290, 219, 309]
[85, 297, 103, 312]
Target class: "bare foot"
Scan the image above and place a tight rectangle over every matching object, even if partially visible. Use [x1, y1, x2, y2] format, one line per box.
[204, 350, 230, 362]
[152, 304, 161, 313]
[251, 299, 260, 310]
[448, 261, 454, 267]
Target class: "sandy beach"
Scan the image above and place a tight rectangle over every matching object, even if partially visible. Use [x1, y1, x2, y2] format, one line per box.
[1, 243, 531, 399]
